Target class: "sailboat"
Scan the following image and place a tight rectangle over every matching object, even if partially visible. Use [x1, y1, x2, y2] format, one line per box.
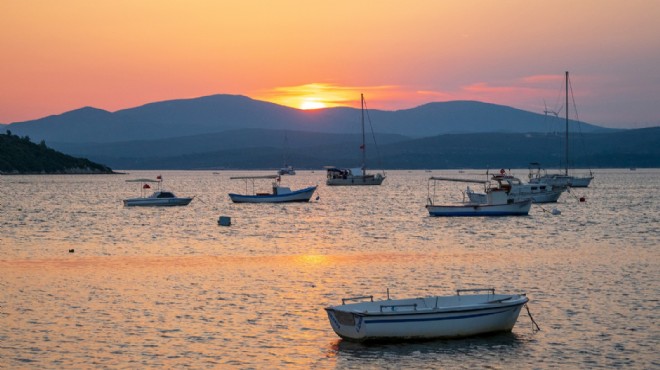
[278, 133, 296, 176]
[530, 71, 594, 188]
[326, 94, 386, 186]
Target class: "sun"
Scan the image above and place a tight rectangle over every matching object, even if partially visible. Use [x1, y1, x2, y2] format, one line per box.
[300, 99, 327, 110]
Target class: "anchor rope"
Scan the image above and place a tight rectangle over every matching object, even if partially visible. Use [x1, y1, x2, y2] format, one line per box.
[524, 303, 541, 332]
[533, 200, 560, 215]
[534, 202, 551, 214]
[566, 187, 584, 202]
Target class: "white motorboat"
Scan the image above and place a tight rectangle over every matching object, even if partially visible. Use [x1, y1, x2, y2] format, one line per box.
[466, 170, 563, 204]
[325, 288, 529, 342]
[228, 175, 316, 203]
[529, 72, 594, 188]
[426, 176, 532, 217]
[123, 177, 193, 207]
[426, 199, 532, 217]
[326, 94, 385, 186]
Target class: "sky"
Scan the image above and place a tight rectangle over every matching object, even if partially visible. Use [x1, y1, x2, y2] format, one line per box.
[1, 0, 659, 128]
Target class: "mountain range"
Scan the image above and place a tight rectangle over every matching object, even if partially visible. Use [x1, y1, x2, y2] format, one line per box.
[4, 94, 611, 143]
[2, 94, 658, 170]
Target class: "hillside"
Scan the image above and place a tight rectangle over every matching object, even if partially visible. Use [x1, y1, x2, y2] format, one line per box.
[3, 95, 612, 144]
[2, 94, 653, 170]
[0, 131, 114, 174]
[56, 127, 660, 170]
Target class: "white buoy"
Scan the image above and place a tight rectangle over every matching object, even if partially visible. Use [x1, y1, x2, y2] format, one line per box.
[218, 216, 231, 226]
[551, 208, 561, 215]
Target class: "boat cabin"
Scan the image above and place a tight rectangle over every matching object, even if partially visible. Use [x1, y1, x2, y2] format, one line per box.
[326, 167, 363, 180]
[151, 191, 176, 198]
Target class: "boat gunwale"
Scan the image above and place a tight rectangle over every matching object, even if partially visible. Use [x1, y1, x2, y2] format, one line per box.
[325, 294, 529, 318]
[425, 199, 532, 209]
[228, 185, 317, 199]
[122, 197, 193, 206]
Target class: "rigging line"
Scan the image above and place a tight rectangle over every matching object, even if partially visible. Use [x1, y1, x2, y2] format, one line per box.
[553, 77, 564, 118]
[568, 75, 593, 171]
[362, 97, 385, 174]
[548, 78, 564, 135]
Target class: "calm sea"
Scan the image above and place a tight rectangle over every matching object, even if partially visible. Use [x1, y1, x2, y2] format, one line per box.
[1, 169, 658, 369]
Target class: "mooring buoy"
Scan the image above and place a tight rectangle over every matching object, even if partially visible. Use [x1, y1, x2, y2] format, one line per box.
[218, 216, 231, 226]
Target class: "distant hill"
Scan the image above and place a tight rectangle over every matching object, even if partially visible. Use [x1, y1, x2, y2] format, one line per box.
[51, 127, 660, 170]
[0, 131, 114, 174]
[48, 129, 410, 164]
[3, 94, 651, 170]
[377, 127, 660, 169]
[2, 94, 613, 144]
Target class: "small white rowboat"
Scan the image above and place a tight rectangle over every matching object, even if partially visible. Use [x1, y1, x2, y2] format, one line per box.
[325, 288, 528, 342]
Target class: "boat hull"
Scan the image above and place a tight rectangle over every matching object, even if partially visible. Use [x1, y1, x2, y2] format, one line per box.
[123, 197, 193, 207]
[467, 190, 562, 204]
[229, 186, 317, 203]
[326, 174, 385, 186]
[325, 293, 528, 342]
[426, 200, 531, 217]
[568, 176, 593, 188]
[530, 174, 593, 188]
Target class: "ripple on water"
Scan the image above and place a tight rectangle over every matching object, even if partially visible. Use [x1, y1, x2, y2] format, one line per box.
[0, 170, 659, 368]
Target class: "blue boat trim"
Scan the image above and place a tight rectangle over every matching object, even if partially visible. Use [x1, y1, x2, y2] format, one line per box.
[229, 186, 317, 201]
[363, 306, 518, 325]
[428, 212, 529, 217]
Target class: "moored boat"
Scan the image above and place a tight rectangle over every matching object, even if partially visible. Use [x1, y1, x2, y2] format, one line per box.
[326, 94, 385, 186]
[426, 176, 532, 217]
[326, 167, 385, 186]
[123, 177, 193, 207]
[529, 72, 594, 188]
[467, 169, 563, 204]
[325, 288, 529, 342]
[426, 199, 532, 217]
[528, 162, 593, 189]
[278, 165, 296, 176]
[228, 175, 317, 203]
[278, 133, 296, 175]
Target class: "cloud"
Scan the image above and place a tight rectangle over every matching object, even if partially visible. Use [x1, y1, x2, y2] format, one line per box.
[253, 83, 405, 109]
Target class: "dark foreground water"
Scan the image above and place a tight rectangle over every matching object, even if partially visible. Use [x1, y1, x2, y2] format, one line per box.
[1, 169, 658, 369]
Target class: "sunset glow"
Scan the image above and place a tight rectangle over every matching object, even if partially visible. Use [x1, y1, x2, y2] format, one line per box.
[300, 100, 327, 110]
[256, 83, 370, 110]
[0, 1, 658, 128]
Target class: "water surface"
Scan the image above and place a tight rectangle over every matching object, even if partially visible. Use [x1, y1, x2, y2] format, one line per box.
[1, 169, 658, 368]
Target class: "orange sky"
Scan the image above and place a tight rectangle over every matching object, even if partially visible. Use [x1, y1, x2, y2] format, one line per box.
[1, 1, 659, 128]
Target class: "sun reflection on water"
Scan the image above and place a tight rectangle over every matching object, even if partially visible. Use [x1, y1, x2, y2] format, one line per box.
[1, 170, 658, 368]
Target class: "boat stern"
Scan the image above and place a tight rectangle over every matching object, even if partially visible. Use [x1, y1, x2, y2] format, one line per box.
[324, 307, 366, 341]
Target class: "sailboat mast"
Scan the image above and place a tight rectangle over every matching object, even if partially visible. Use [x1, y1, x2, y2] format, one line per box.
[361, 93, 366, 176]
[565, 71, 569, 176]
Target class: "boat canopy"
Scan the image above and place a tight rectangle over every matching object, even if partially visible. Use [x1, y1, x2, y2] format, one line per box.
[230, 175, 279, 180]
[126, 178, 161, 183]
[429, 176, 487, 184]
